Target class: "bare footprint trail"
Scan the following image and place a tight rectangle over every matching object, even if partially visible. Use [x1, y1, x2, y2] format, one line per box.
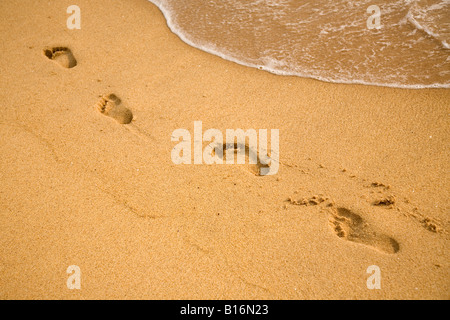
[41, 42, 401, 255]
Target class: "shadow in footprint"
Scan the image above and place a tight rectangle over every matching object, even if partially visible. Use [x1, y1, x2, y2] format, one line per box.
[44, 47, 77, 68]
[215, 142, 270, 176]
[329, 207, 400, 254]
[96, 94, 133, 124]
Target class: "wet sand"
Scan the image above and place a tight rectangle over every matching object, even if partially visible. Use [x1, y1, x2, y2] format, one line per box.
[0, 0, 448, 299]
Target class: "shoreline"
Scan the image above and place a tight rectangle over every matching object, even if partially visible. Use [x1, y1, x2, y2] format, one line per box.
[147, 0, 450, 90]
[0, 0, 448, 299]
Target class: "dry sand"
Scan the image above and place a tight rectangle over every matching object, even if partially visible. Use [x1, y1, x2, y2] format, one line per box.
[0, 0, 448, 299]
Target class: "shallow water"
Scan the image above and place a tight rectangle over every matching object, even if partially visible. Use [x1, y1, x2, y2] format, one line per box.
[149, 0, 450, 88]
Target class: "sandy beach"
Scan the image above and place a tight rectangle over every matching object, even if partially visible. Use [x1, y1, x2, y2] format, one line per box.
[0, 0, 448, 299]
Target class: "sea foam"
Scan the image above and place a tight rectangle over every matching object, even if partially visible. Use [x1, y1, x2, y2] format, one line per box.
[148, 0, 450, 89]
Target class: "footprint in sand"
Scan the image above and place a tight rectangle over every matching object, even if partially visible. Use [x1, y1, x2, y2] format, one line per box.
[44, 47, 77, 68]
[215, 142, 270, 176]
[95, 94, 155, 141]
[329, 207, 400, 254]
[96, 94, 133, 124]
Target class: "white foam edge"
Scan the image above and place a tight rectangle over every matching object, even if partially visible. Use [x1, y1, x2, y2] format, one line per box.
[149, 0, 450, 89]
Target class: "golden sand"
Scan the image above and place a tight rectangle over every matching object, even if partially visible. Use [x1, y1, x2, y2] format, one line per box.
[0, 0, 448, 299]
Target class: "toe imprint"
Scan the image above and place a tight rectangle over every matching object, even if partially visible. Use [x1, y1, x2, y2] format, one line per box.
[44, 47, 77, 68]
[96, 94, 133, 124]
[329, 207, 400, 254]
